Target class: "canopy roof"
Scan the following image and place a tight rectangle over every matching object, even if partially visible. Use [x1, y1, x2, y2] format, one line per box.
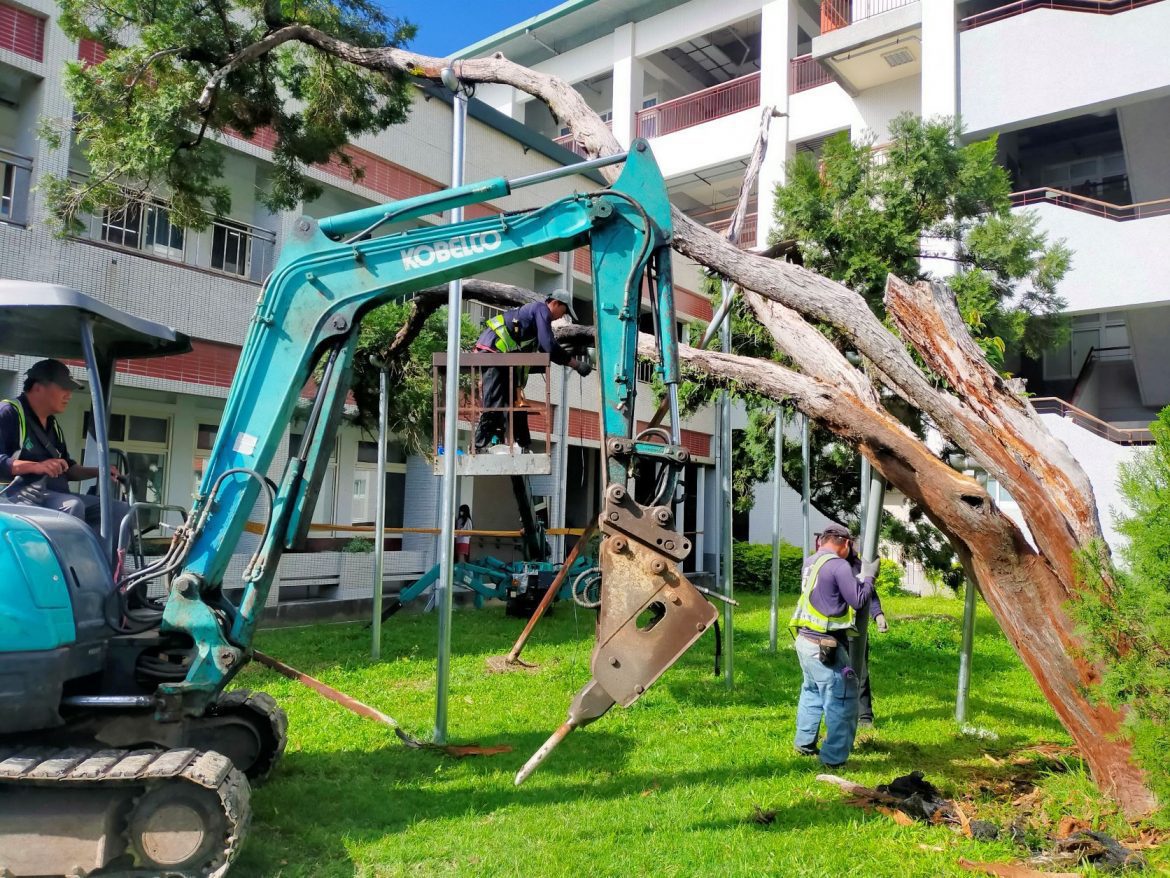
[0, 281, 191, 361]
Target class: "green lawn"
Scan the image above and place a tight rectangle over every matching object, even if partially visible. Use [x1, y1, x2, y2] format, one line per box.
[231, 592, 1167, 877]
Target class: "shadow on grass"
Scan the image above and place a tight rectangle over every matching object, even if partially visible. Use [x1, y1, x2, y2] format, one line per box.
[242, 727, 862, 875]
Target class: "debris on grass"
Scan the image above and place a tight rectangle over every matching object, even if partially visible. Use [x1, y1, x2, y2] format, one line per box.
[957, 858, 1079, 878]
[484, 655, 539, 673]
[750, 806, 777, 825]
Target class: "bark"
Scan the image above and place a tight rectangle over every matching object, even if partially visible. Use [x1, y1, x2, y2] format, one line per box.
[193, 35, 1158, 817]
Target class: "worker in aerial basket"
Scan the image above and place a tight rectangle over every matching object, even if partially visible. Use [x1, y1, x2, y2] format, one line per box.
[473, 290, 592, 452]
[788, 522, 879, 769]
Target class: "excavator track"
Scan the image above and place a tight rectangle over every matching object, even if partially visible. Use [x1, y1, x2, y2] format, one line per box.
[0, 746, 250, 878]
[203, 688, 288, 785]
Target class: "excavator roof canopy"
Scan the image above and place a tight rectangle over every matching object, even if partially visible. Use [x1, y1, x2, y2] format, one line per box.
[0, 281, 191, 361]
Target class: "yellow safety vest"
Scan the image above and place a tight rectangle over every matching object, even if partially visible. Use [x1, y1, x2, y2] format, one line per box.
[789, 551, 856, 636]
[486, 313, 536, 354]
[1, 398, 64, 454]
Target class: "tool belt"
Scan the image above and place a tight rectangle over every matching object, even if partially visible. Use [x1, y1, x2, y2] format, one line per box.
[802, 632, 842, 665]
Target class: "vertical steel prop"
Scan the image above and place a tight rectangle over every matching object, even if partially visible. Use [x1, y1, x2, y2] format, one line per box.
[768, 406, 784, 652]
[956, 578, 977, 723]
[371, 363, 389, 659]
[552, 249, 574, 562]
[434, 68, 467, 744]
[719, 281, 734, 687]
[850, 459, 885, 691]
[801, 414, 811, 558]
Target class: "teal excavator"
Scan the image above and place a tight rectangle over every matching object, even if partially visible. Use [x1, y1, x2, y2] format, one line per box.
[0, 141, 716, 876]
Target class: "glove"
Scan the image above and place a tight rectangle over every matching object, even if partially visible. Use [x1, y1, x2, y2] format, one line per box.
[874, 613, 889, 634]
[571, 358, 593, 378]
[859, 559, 880, 581]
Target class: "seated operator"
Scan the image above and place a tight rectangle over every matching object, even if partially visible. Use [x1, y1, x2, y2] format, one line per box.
[0, 359, 127, 533]
[473, 290, 592, 452]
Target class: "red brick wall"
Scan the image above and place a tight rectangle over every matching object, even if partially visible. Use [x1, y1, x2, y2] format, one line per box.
[118, 339, 241, 388]
[0, 2, 45, 61]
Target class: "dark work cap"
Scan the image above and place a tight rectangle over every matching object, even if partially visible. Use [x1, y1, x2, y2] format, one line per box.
[26, 358, 84, 391]
[820, 523, 854, 540]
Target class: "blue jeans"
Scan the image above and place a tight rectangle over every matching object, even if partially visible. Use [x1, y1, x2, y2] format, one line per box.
[794, 635, 859, 767]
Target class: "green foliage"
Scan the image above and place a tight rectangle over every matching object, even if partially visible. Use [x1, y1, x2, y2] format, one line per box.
[347, 302, 477, 456]
[1072, 405, 1170, 804]
[772, 114, 1071, 363]
[49, 0, 416, 228]
[876, 557, 904, 593]
[341, 536, 374, 553]
[731, 540, 804, 594]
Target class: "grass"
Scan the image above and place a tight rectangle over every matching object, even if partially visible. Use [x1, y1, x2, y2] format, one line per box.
[230, 592, 1168, 877]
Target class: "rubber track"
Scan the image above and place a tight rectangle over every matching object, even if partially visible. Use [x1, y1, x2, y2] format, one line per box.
[210, 688, 288, 784]
[0, 745, 251, 877]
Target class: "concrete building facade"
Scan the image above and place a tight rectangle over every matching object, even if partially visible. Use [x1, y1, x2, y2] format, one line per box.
[459, 0, 1170, 558]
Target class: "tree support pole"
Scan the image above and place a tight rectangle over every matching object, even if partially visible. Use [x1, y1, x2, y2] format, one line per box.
[719, 281, 734, 688]
[434, 70, 467, 745]
[801, 414, 811, 557]
[850, 461, 884, 689]
[768, 406, 784, 652]
[371, 365, 388, 659]
[956, 578, 977, 724]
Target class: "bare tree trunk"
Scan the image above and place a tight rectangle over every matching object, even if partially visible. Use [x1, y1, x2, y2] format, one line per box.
[196, 37, 1159, 817]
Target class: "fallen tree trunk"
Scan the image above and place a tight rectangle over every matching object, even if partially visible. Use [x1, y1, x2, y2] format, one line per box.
[191, 34, 1158, 816]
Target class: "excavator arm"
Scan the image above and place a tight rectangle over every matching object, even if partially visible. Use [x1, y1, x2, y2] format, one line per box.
[156, 142, 716, 758]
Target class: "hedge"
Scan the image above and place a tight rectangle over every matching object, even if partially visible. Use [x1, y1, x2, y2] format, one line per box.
[731, 541, 906, 596]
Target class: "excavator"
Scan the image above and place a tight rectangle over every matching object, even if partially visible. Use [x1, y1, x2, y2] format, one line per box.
[0, 139, 717, 876]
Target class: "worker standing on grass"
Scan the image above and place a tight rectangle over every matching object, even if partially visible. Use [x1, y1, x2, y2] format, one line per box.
[473, 290, 592, 452]
[843, 540, 888, 727]
[789, 522, 879, 769]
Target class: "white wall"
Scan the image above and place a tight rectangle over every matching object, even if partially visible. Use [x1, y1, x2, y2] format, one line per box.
[1018, 203, 1170, 313]
[1125, 305, 1170, 408]
[787, 76, 918, 145]
[1038, 413, 1139, 558]
[650, 107, 761, 178]
[960, 5, 1170, 137]
[1117, 96, 1170, 203]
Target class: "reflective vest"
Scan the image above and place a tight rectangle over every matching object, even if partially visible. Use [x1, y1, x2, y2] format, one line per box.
[486, 313, 536, 354]
[1, 398, 65, 455]
[789, 551, 856, 636]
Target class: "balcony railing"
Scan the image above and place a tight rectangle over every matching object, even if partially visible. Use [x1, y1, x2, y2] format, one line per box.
[0, 147, 33, 226]
[73, 187, 278, 282]
[1031, 396, 1154, 445]
[708, 212, 759, 246]
[1010, 188, 1170, 221]
[552, 119, 612, 158]
[790, 55, 834, 93]
[635, 72, 761, 139]
[960, 0, 1165, 30]
[820, 0, 918, 33]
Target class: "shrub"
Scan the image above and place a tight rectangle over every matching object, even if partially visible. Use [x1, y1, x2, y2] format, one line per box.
[876, 557, 904, 593]
[342, 537, 375, 553]
[732, 540, 805, 594]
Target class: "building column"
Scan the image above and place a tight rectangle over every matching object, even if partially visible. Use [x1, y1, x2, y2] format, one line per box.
[612, 22, 644, 149]
[756, 0, 798, 249]
[921, 0, 958, 120]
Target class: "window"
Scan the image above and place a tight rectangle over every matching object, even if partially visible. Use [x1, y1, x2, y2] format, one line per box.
[352, 440, 407, 527]
[193, 422, 218, 488]
[0, 163, 14, 219]
[101, 199, 184, 258]
[86, 410, 171, 524]
[641, 96, 658, 109]
[212, 219, 250, 276]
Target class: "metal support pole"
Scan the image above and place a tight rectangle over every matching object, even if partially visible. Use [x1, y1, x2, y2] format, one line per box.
[551, 249, 574, 563]
[850, 464, 885, 690]
[768, 406, 784, 652]
[956, 578, 977, 724]
[371, 366, 389, 659]
[79, 317, 113, 560]
[858, 457, 871, 548]
[434, 71, 467, 745]
[800, 414, 811, 558]
[719, 282, 734, 688]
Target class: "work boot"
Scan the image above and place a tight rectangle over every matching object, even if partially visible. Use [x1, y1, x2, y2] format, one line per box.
[794, 744, 820, 757]
[858, 716, 875, 729]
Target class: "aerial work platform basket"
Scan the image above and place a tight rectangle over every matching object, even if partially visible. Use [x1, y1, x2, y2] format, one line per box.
[432, 351, 554, 476]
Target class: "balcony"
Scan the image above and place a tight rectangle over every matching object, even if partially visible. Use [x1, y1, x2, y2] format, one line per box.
[1009, 188, 1170, 221]
[960, 0, 1166, 31]
[811, 1, 922, 94]
[707, 212, 758, 247]
[635, 72, 760, 140]
[959, 1, 1170, 136]
[0, 147, 32, 226]
[820, 0, 919, 33]
[790, 55, 834, 94]
[73, 189, 277, 283]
